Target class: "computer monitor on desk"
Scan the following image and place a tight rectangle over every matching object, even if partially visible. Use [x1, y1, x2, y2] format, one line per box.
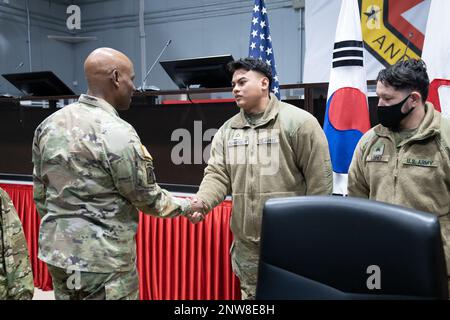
[160, 54, 234, 89]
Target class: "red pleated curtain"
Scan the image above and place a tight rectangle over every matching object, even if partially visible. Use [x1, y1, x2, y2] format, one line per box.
[0, 183, 241, 300]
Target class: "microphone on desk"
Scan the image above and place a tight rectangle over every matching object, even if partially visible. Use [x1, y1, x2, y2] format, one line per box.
[137, 39, 172, 92]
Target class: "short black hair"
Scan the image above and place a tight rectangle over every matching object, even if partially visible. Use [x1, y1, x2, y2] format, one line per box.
[227, 57, 273, 89]
[377, 58, 430, 102]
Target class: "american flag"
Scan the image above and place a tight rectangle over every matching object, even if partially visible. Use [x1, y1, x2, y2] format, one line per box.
[248, 0, 280, 98]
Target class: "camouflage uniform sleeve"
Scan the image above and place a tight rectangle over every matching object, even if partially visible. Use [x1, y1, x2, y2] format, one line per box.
[347, 135, 370, 198]
[106, 127, 191, 218]
[32, 128, 47, 219]
[293, 118, 333, 195]
[196, 127, 231, 212]
[0, 189, 34, 300]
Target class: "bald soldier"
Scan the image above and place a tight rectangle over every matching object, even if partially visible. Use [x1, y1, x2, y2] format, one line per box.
[32, 48, 203, 300]
[0, 187, 34, 300]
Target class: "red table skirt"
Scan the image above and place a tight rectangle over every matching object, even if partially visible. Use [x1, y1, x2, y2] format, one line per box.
[0, 183, 241, 300]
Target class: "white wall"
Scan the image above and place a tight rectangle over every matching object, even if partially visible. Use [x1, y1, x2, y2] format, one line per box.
[0, 0, 74, 94]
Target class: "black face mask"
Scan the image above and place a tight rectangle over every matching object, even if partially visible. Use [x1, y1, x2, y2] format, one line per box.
[377, 94, 412, 129]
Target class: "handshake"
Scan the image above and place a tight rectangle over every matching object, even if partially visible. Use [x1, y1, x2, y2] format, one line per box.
[184, 197, 209, 224]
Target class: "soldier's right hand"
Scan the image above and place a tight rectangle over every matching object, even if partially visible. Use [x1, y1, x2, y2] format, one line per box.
[186, 211, 205, 224]
[185, 197, 208, 224]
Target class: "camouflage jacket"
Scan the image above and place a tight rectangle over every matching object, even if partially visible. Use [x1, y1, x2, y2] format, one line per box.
[32, 94, 192, 273]
[196, 94, 333, 243]
[0, 188, 34, 300]
[348, 103, 450, 274]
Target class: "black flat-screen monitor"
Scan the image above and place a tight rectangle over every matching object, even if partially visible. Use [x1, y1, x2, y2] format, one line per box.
[160, 54, 234, 89]
[2, 71, 75, 96]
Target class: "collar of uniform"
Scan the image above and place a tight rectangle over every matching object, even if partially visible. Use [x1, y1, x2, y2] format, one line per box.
[230, 93, 280, 129]
[78, 94, 119, 116]
[374, 102, 440, 142]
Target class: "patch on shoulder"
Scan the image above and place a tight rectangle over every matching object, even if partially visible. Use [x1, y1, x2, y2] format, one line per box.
[141, 145, 153, 160]
[371, 142, 385, 158]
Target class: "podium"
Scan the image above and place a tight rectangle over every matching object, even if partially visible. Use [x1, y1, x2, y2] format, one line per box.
[2, 71, 75, 96]
[2, 71, 75, 109]
[160, 54, 234, 89]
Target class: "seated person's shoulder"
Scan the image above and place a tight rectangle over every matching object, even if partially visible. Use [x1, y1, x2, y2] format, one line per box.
[0, 187, 9, 203]
[0, 188, 18, 218]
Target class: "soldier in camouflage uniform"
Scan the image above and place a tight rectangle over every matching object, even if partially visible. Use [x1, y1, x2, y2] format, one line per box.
[348, 59, 450, 293]
[0, 187, 34, 300]
[32, 48, 203, 300]
[192, 58, 333, 299]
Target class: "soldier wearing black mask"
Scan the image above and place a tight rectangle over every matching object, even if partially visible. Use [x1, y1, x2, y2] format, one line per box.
[348, 58, 450, 293]
[377, 93, 412, 129]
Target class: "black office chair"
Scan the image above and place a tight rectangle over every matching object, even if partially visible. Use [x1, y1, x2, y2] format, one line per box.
[256, 196, 448, 299]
